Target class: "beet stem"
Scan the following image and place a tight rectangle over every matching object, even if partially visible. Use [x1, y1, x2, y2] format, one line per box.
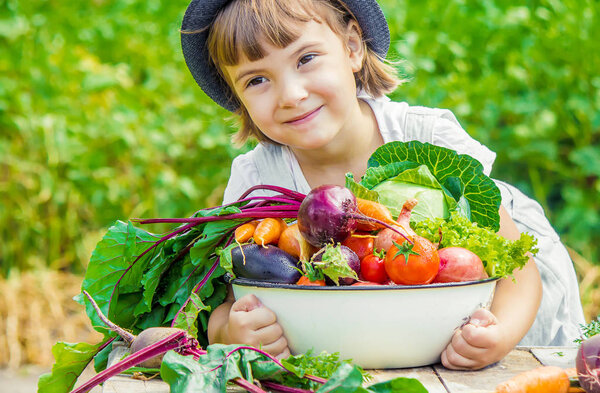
[261, 381, 313, 393]
[135, 211, 299, 225]
[170, 258, 222, 328]
[233, 377, 268, 393]
[238, 185, 306, 201]
[83, 290, 136, 345]
[350, 213, 413, 244]
[71, 331, 188, 393]
[224, 346, 327, 384]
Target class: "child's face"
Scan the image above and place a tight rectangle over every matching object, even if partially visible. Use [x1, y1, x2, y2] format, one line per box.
[223, 19, 364, 150]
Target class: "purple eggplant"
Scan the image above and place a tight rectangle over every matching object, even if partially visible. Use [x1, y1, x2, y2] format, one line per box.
[231, 244, 301, 283]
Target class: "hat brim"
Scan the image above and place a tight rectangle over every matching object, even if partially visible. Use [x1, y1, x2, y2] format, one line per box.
[181, 0, 390, 112]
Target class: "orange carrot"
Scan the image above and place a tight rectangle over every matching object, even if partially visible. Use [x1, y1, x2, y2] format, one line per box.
[495, 366, 570, 393]
[356, 198, 396, 230]
[234, 221, 258, 243]
[564, 368, 585, 393]
[278, 223, 301, 258]
[253, 218, 287, 247]
[296, 276, 326, 286]
[278, 223, 317, 261]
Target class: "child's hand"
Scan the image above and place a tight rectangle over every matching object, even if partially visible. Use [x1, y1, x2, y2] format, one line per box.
[226, 294, 290, 359]
[440, 308, 510, 370]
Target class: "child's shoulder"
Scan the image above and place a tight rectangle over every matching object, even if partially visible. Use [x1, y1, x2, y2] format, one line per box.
[364, 96, 464, 143]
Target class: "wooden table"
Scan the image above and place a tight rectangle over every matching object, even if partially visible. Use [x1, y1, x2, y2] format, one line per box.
[101, 346, 578, 393]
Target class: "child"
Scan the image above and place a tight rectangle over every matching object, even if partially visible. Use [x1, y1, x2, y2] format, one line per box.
[180, 0, 584, 369]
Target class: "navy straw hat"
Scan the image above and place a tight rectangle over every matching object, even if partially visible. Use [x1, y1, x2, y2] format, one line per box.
[181, 0, 390, 112]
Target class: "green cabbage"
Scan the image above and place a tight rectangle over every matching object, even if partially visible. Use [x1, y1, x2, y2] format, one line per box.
[345, 141, 501, 231]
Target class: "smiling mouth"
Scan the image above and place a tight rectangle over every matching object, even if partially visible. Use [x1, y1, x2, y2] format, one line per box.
[285, 106, 323, 125]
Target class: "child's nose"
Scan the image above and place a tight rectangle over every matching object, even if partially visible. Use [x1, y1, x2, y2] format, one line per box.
[277, 78, 308, 108]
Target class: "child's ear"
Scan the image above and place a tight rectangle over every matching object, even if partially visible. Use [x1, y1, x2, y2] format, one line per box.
[345, 20, 365, 73]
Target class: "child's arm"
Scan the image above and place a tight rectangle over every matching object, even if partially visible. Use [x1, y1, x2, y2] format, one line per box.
[441, 206, 543, 370]
[207, 285, 291, 359]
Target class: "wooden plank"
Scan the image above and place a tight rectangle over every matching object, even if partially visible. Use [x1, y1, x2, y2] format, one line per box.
[368, 367, 447, 393]
[529, 346, 578, 368]
[433, 348, 542, 393]
[102, 375, 168, 393]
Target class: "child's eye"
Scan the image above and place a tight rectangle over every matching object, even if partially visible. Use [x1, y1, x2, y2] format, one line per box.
[246, 76, 266, 88]
[298, 54, 316, 66]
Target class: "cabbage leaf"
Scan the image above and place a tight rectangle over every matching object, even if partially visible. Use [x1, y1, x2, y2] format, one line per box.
[346, 141, 501, 231]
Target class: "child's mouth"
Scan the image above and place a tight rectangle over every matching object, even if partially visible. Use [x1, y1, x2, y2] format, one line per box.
[284, 106, 323, 125]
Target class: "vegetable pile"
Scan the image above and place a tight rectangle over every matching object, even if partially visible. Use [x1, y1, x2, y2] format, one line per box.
[38, 141, 539, 393]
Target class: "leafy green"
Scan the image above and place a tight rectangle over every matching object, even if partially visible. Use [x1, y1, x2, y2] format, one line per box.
[413, 212, 538, 278]
[346, 141, 501, 231]
[161, 345, 277, 393]
[37, 341, 104, 393]
[171, 292, 209, 339]
[311, 244, 359, 285]
[575, 317, 600, 344]
[280, 350, 370, 390]
[160, 345, 428, 393]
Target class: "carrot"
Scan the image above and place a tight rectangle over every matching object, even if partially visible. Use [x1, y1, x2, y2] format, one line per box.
[495, 366, 570, 393]
[234, 220, 258, 243]
[253, 218, 287, 247]
[564, 368, 585, 393]
[278, 223, 317, 261]
[356, 198, 396, 230]
[296, 276, 326, 286]
[278, 223, 301, 257]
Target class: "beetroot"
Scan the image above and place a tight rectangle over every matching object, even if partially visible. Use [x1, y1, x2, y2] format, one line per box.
[298, 185, 411, 248]
[297, 185, 359, 247]
[576, 334, 600, 393]
[433, 247, 488, 283]
[311, 245, 360, 286]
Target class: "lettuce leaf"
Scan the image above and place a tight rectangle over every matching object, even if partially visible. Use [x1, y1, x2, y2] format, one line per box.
[413, 212, 538, 278]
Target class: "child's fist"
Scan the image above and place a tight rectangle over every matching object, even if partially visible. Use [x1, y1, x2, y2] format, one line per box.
[441, 308, 509, 370]
[227, 294, 290, 358]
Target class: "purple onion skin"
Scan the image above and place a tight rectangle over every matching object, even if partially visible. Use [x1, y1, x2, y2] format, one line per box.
[297, 185, 358, 247]
[577, 334, 600, 393]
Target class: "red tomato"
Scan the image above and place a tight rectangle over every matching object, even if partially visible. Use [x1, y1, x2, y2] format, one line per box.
[384, 236, 440, 285]
[342, 233, 374, 260]
[360, 253, 388, 283]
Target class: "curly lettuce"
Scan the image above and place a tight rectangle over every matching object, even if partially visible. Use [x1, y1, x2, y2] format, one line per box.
[413, 212, 538, 278]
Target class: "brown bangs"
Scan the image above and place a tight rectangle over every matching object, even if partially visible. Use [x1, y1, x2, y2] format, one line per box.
[208, 0, 347, 67]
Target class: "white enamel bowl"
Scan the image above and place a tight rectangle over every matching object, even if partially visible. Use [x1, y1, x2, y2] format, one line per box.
[232, 278, 497, 369]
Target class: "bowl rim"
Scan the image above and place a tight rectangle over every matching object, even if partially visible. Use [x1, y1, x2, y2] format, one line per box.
[231, 277, 499, 290]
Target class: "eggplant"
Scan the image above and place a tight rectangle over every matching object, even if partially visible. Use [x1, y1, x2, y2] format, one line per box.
[231, 244, 301, 283]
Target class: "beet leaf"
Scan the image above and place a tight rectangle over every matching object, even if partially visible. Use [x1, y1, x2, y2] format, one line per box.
[37, 340, 107, 393]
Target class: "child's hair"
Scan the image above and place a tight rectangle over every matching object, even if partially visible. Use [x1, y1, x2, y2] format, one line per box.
[206, 0, 401, 145]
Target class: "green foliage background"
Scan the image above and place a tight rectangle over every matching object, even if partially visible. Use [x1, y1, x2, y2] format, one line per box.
[1, 0, 598, 275]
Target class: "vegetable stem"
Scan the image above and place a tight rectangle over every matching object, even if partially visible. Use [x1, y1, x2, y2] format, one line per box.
[71, 331, 190, 393]
[238, 185, 306, 201]
[261, 381, 314, 393]
[232, 377, 268, 393]
[350, 213, 413, 244]
[83, 290, 136, 345]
